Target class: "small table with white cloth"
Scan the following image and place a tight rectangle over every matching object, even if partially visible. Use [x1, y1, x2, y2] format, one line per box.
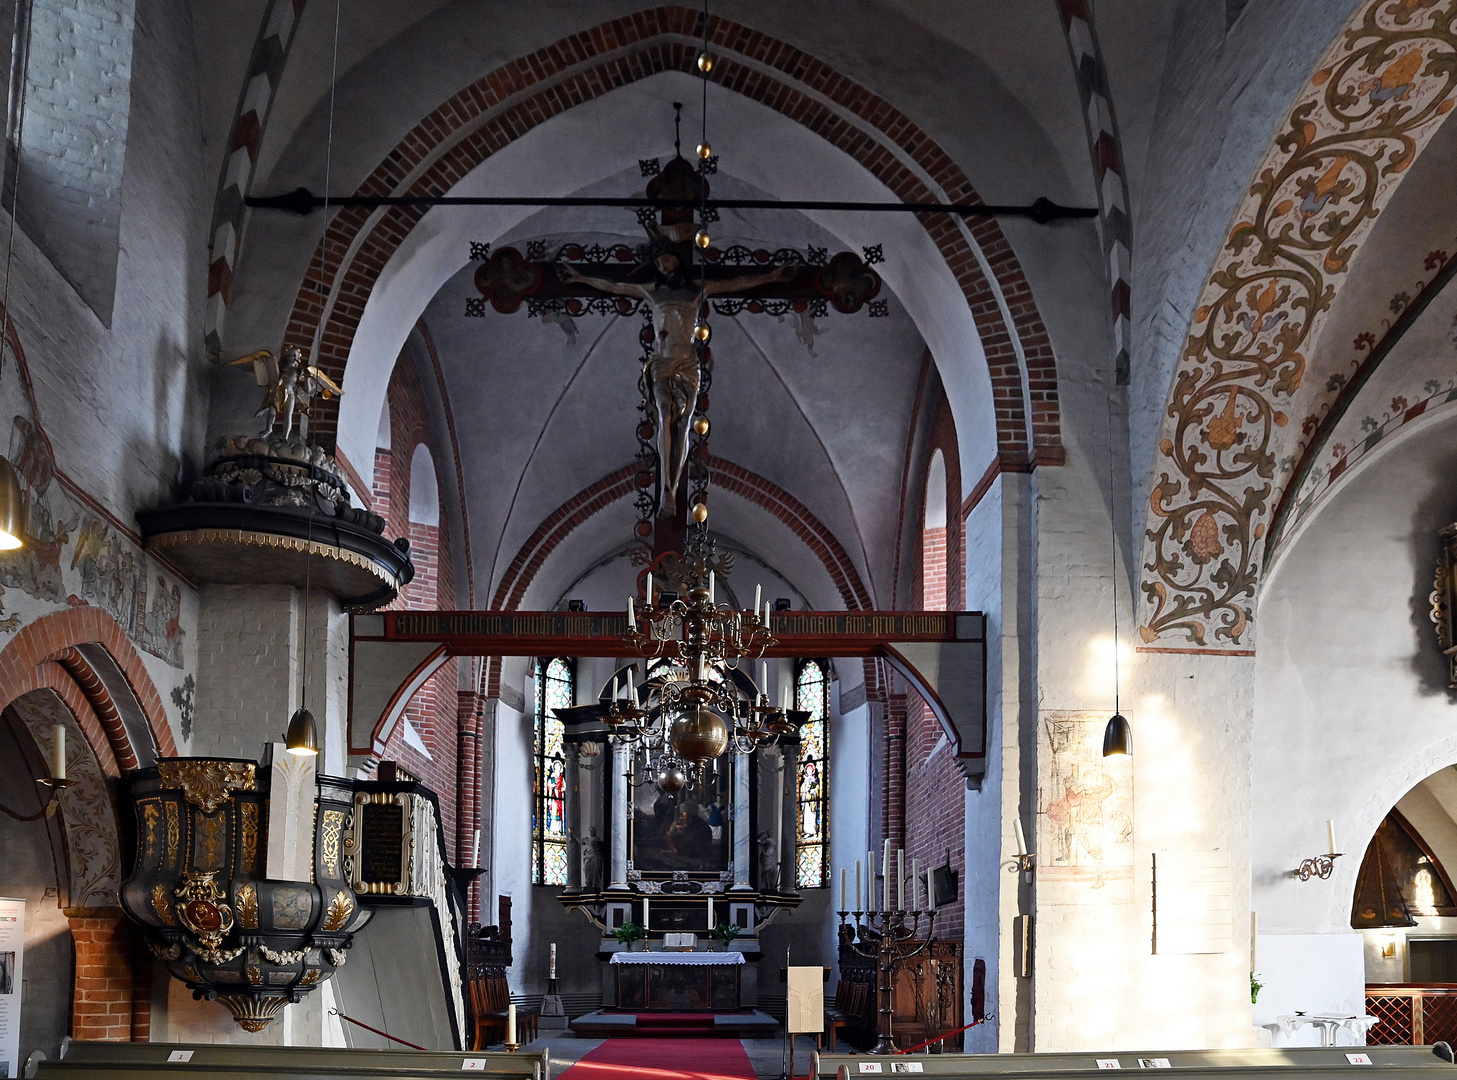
[1273, 1013, 1379, 1046]
[610, 950, 745, 1011]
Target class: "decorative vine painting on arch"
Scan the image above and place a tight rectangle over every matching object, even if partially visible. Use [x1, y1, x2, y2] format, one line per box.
[1141, 0, 1457, 646]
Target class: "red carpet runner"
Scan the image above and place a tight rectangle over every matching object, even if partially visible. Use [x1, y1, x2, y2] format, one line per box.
[557, 1037, 757, 1080]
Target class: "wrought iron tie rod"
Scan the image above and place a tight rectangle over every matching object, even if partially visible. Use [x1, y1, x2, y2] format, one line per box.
[245, 187, 1096, 225]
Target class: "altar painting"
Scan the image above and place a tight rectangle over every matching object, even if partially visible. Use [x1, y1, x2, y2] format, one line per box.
[631, 762, 731, 874]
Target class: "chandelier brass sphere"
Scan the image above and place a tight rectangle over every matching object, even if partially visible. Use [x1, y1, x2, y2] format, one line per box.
[695, 228, 711, 249]
[656, 761, 687, 793]
[697, 141, 712, 160]
[693, 417, 710, 436]
[669, 706, 729, 766]
[694, 322, 711, 343]
[691, 502, 708, 523]
[697, 52, 714, 73]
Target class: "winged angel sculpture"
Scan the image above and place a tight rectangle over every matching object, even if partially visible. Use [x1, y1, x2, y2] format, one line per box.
[229, 345, 343, 441]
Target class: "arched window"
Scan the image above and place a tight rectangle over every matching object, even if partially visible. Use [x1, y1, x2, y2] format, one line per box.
[533, 657, 572, 886]
[795, 659, 829, 888]
[922, 449, 948, 611]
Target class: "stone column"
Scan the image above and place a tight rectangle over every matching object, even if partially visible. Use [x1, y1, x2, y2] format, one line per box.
[609, 738, 630, 889]
[731, 749, 752, 890]
[564, 742, 582, 892]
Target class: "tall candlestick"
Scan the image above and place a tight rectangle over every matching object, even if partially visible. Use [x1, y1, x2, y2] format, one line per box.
[52, 724, 65, 781]
[841, 867, 848, 910]
[1014, 818, 1027, 856]
[646, 573, 653, 606]
[855, 859, 862, 910]
[883, 840, 891, 910]
[550, 942, 557, 979]
[627, 596, 636, 630]
[1326, 819, 1338, 854]
[897, 848, 905, 910]
[507, 1001, 517, 1045]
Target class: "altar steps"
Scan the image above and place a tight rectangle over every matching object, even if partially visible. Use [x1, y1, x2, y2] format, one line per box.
[569, 1009, 778, 1038]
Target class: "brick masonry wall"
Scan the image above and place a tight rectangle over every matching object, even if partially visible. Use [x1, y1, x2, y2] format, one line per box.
[374, 356, 460, 842]
[66, 911, 137, 1042]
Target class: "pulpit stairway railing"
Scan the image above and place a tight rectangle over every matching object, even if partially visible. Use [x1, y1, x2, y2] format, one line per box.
[1367, 985, 1457, 1046]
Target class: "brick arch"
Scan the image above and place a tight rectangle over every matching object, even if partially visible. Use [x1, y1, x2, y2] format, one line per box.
[280, 5, 1062, 469]
[489, 457, 873, 613]
[0, 606, 178, 768]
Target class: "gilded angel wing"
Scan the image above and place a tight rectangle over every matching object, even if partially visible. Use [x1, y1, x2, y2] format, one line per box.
[303, 365, 344, 400]
[228, 349, 275, 388]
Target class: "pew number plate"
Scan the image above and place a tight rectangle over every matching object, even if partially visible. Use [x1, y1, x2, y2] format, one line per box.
[855, 1066, 923, 1074]
[1096, 1060, 1122, 1069]
[461, 1060, 489, 1071]
[167, 1052, 194, 1063]
[1346, 1054, 1373, 1065]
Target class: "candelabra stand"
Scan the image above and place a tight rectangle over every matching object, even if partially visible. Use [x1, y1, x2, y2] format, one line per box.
[838, 906, 937, 1055]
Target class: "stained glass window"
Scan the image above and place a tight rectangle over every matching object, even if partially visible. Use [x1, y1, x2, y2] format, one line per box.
[795, 659, 829, 888]
[534, 657, 572, 886]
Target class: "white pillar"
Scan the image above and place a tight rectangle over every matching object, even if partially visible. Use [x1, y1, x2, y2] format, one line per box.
[732, 749, 752, 890]
[610, 739, 630, 889]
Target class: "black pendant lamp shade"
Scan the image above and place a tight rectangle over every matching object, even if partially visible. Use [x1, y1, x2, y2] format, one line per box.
[1102, 712, 1132, 757]
[285, 707, 318, 756]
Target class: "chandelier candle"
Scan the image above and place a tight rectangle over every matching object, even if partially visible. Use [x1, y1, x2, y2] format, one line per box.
[927, 866, 935, 910]
[1327, 819, 1338, 854]
[897, 849, 905, 910]
[627, 596, 636, 630]
[841, 867, 847, 910]
[856, 859, 862, 910]
[708, 570, 715, 603]
[883, 840, 892, 909]
[646, 573, 653, 605]
[912, 858, 920, 911]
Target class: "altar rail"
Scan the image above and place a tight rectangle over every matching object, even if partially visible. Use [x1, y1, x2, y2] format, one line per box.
[1368, 985, 1457, 1046]
[812, 1046, 1457, 1079]
[37, 1041, 548, 1080]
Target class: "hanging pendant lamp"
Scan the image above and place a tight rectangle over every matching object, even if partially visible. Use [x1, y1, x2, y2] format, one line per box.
[285, 707, 318, 756]
[0, 456, 23, 549]
[1102, 712, 1131, 757]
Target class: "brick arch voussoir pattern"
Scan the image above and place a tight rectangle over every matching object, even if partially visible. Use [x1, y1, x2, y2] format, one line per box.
[280, 7, 1060, 465]
[0, 607, 178, 767]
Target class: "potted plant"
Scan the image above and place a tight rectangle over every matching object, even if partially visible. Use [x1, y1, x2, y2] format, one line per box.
[614, 922, 646, 951]
[1250, 972, 1263, 1004]
[713, 923, 742, 951]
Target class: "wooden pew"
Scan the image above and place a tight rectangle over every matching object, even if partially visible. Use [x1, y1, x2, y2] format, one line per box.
[34, 1040, 549, 1080]
[811, 1045, 1457, 1079]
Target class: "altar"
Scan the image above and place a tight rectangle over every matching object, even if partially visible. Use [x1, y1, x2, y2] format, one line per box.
[611, 951, 745, 1012]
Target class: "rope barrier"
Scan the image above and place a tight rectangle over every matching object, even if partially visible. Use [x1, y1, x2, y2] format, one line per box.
[895, 1014, 993, 1054]
[328, 1009, 427, 1051]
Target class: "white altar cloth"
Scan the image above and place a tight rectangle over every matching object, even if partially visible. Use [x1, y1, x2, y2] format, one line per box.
[610, 951, 745, 965]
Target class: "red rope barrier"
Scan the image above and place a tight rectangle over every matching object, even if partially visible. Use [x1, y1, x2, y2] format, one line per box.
[896, 1015, 992, 1054]
[329, 1009, 427, 1051]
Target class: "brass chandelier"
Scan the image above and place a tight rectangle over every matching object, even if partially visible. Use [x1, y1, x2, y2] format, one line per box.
[605, 561, 796, 783]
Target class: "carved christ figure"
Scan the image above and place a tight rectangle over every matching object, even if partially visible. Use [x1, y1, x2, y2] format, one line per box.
[562, 252, 792, 516]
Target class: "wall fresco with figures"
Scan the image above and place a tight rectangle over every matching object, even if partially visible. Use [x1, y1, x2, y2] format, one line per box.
[0, 414, 191, 672]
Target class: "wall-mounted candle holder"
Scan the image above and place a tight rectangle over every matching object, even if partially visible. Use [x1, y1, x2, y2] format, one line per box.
[1294, 852, 1342, 881]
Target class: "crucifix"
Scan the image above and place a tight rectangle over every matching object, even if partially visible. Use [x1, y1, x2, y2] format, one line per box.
[467, 103, 884, 555]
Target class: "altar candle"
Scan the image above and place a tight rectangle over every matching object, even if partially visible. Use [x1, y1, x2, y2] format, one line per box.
[841, 867, 847, 910]
[646, 573, 654, 606]
[628, 596, 636, 630]
[550, 942, 557, 979]
[643, 895, 651, 930]
[52, 724, 65, 781]
[1013, 818, 1028, 857]
[507, 1001, 517, 1045]
[897, 849, 905, 910]
[709, 571, 715, 603]
[707, 895, 715, 928]
[883, 840, 891, 909]
[855, 859, 862, 910]
[1327, 819, 1338, 854]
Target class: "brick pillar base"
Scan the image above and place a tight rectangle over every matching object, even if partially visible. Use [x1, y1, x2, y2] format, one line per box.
[66, 908, 138, 1041]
